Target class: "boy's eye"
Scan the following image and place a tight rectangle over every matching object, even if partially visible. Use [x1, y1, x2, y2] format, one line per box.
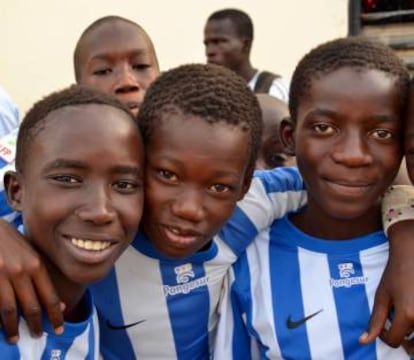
[371, 129, 393, 140]
[51, 175, 80, 184]
[158, 169, 178, 182]
[132, 63, 150, 71]
[313, 123, 335, 135]
[113, 180, 140, 193]
[209, 184, 231, 193]
[93, 68, 112, 76]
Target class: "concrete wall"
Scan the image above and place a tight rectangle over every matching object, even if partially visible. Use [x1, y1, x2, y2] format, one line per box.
[0, 0, 348, 114]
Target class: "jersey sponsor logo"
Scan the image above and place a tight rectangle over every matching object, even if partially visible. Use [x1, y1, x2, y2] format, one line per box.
[163, 263, 209, 296]
[174, 263, 195, 283]
[338, 262, 355, 278]
[163, 276, 209, 296]
[106, 319, 146, 330]
[330, 262, 368, 288]
[50, 349, 62, 360]
[286, 309, 323, 329]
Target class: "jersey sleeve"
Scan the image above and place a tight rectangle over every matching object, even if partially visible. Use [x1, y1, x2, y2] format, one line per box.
[214, 268, 258, 360]
[0, 129, 19, 224]
[219, 166, 307, 256]
[382, 185, 414, 235]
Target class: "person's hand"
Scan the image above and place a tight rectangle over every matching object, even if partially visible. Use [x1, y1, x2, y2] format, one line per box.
[359, 220, 414, 347]
[0, 219, 64, 343]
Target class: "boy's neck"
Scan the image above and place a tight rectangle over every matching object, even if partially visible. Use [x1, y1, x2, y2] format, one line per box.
[291, 202, 383, 240]
[43, 258, 89, 322]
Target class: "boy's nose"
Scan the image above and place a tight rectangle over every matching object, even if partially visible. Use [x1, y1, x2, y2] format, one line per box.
[114, 65, 140, 93]
[205, 44, 218, 60]
[77, 187, 116, 225]
[171, 189, 205, 223]
[331, 132, 373, 167]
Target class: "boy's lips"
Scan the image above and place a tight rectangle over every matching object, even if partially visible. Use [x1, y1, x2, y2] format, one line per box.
[125, 101, 141, 115]
[324, 178, 372, 196]
[126, 101, 140, 110]
[162, 225, 201, 247]
[62, 234, 119, 264]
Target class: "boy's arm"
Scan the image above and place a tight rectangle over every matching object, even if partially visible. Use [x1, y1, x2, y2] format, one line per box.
[361, 185, 414, 347]
[0, 217, 63, 342]
[221, 166, 307, 256]
[0, 130, 63, 341]
[214, 270, 256, 360]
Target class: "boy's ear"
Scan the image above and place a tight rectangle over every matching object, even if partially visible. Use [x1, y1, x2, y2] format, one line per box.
[241, 37, 252, 54]
[4, 170, 23, 212]
[279, 117, 296, 156]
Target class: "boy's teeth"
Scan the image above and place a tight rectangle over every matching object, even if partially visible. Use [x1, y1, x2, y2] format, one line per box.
[71, 238, 111, 251]
[171, 228, 179, 235]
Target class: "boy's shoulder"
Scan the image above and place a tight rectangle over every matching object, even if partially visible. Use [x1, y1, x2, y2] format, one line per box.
[252, 166, 304, 194]
[0, 289, 98, 359]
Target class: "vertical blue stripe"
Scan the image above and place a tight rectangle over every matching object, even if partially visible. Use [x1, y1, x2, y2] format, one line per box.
[160, 260, 210, 360]
[0, 331, 20, 358]
[88, 317, 96, 359]
[40, 333, 75, 360]
[269, 225, 312, 359]
[90, 269, 136, 360]
[231, 254, 253, 359]
[328, 254, 377, 360]
[0, 189, 14, 217]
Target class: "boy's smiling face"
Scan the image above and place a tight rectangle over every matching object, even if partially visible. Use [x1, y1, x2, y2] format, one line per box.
[7, 104, 144, 284]
[76, 21, 160, 116]
[142, 112, 252, 258]
[283, 68, 402, 234]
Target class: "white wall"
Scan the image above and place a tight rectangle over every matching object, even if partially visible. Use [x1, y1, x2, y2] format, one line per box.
[0, 0, 348, 114]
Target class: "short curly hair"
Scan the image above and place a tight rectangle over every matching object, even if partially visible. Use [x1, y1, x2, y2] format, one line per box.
[289, 37, 410, 122]
[138, 63, 262, 175]
[16, 85, 135, 171]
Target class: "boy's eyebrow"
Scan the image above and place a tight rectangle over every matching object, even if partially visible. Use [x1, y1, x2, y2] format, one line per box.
[42, 159, 142, 175]
[306, 108, 398, 122]
[90, 49, 151, 61]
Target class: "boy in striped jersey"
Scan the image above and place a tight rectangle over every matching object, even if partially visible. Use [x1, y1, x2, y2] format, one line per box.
[0, 64, 309, 358]
[0, 62, 413, 358]
[215, 38, 413, 359]
[0, 30, 412, 359]
[0, 86, 145, 359]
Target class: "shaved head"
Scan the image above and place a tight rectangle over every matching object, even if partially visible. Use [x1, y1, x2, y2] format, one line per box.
[73, 16, 158, 82]
[255, 94, 295, 169]
[256, 94, 289, 130]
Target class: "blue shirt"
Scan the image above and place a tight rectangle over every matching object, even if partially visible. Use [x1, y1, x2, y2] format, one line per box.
[215, 216, 410, 359]
[0, 290, 99, 359]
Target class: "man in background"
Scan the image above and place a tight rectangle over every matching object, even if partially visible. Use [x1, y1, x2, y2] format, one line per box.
[203, 8, 289, 101]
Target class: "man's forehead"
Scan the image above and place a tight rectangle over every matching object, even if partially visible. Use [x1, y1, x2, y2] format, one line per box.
[206, 18, 239, 37]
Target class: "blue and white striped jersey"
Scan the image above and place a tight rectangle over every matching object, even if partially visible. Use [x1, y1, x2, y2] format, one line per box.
[0, 291, 99, 360]
[90, 168, 307, 359]
[0, 128, 307, 360]
[215, 216, 410, 360]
